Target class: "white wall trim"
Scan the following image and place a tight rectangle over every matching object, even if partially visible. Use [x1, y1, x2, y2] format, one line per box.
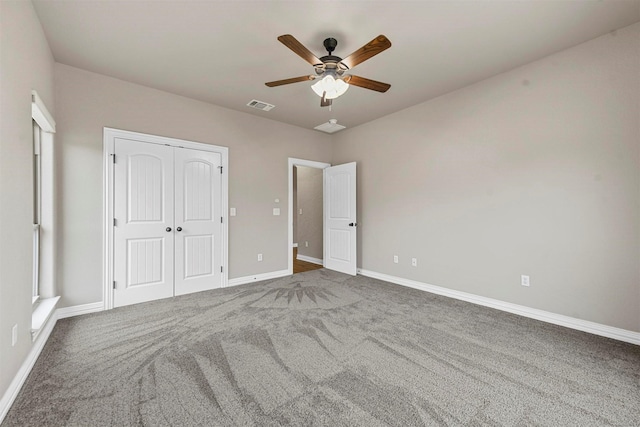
[0, 309, 57, 424]
[358, 269, 640, 346]
[56, 302, 104, 319]
[296, 254, 323, 266]
[31, 90, 55, 133]
[227, 269, 290, 287]
[103, 128, 229, 309]
[31, 296, 60, 341]
[288, 158, 331, 276]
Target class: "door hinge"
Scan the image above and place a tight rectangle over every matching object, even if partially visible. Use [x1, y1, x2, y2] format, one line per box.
[221, 217, 223, 223]
[113, 218, 117, 227]
[218, 165, 223, 174]
[112, 154, 116, 164]
[220, 266, 223, 273]
[113, 281, 116, 289]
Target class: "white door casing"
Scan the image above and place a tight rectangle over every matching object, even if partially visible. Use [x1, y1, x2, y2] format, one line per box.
[323, 162, 357, 275]
[174, 148, 222, 295]
[113, 139, 175, 307]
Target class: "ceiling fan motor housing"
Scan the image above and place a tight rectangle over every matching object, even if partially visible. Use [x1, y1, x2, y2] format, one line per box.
[318, 38, 347, 72]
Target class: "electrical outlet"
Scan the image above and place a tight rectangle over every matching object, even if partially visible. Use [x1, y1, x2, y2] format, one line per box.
[12, 324, 18, 347]
[258, 254, 263, 262]
[393, 255, 398, 264]
[521, 275, 530, 287]
[411, 258, 417, 267]
[273, 208, 280, 216]
[305, 241, 309, 247]
[299, 208, 303, 215]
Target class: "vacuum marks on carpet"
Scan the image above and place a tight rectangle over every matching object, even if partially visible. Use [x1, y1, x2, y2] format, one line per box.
[4, 269, 640, 426]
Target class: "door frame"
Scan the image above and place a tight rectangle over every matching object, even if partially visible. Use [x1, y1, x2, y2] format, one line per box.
[103, 128, 229, 310]
[288, 158, 331, 275]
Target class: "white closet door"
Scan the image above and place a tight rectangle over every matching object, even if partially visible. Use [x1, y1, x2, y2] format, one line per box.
[113, 139, 174, 307]
[324, 162, 357, 275]
[174, 148, 222, 295]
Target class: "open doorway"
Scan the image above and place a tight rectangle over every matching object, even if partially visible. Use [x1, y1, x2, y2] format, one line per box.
[288, 158, 330, 275]
[293, 165, 324, 274]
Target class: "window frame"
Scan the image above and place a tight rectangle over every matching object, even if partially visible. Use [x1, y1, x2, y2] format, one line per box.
[32, 120, 42, 304]
[31, 90, 59, 340]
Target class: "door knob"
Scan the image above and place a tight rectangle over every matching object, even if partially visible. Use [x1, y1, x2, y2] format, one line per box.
[176, 227, 182, 232]
[166, 227, 172, 232]
[349, 222, 357, 227]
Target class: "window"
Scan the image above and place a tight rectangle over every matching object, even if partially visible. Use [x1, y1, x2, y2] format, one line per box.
[31, 90, 59, 340]
[33, 120, 42, 304]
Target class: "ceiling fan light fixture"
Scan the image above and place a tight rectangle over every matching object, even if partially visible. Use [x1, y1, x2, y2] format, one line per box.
[311, 74, 349, 99]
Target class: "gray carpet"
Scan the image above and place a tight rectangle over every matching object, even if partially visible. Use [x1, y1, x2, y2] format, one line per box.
[3, 269, 639, 426]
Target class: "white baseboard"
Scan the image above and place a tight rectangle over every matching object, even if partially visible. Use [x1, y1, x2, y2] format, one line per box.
[227, 269, 290, 287]
[296, 254, 323, 266]
[358, 269, 640, 346]
[0, 309, 58, 423]
[56, 302, 104, 319]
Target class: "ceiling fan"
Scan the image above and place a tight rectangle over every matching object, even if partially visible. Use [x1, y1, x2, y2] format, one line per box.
[265, 34, 392, 107]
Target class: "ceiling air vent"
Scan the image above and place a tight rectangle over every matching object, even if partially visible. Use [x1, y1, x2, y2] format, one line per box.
[247, 99, 275, 111]
[314, 119, 346, 134]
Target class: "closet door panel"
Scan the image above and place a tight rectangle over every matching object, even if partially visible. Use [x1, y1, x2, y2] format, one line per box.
[113, 139, 174, 307]
[174, 148, 222, 295]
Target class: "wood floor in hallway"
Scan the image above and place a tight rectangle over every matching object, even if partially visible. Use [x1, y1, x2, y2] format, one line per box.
[293, 247, 323, 274]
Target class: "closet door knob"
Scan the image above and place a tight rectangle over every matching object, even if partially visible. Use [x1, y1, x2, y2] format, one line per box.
[166, 227, 172, 232]
[176, 227, 182, 232]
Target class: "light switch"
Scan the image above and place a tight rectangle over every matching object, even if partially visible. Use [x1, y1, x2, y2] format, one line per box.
[273, 208, 280, 216]
[230, 207, 236, 216]
[299, 208, 303, 215]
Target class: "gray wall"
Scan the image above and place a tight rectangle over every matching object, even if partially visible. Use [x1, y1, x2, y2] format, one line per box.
[54, 63, 332, 306]
[0, 0, 56, 405]
[332, 23, 640, 332]
[296, 166, 323, 260]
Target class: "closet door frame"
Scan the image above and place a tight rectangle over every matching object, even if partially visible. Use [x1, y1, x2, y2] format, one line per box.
[103, 127, 229, 310]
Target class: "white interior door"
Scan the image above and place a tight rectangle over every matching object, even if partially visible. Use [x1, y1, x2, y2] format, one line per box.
[114, 139, 174, 307]
[324, 162, 357, 275]
[174, 148, 222, 295]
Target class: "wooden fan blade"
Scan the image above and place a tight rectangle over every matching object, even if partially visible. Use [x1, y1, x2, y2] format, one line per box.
[278, 34, 322, 66]
[344, 75, 391, 93]
[341, 35, 391, 69]
[265, 75, 315, 87]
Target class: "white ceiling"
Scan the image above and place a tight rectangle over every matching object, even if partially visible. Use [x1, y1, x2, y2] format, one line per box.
[33, 0, 640, 132]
